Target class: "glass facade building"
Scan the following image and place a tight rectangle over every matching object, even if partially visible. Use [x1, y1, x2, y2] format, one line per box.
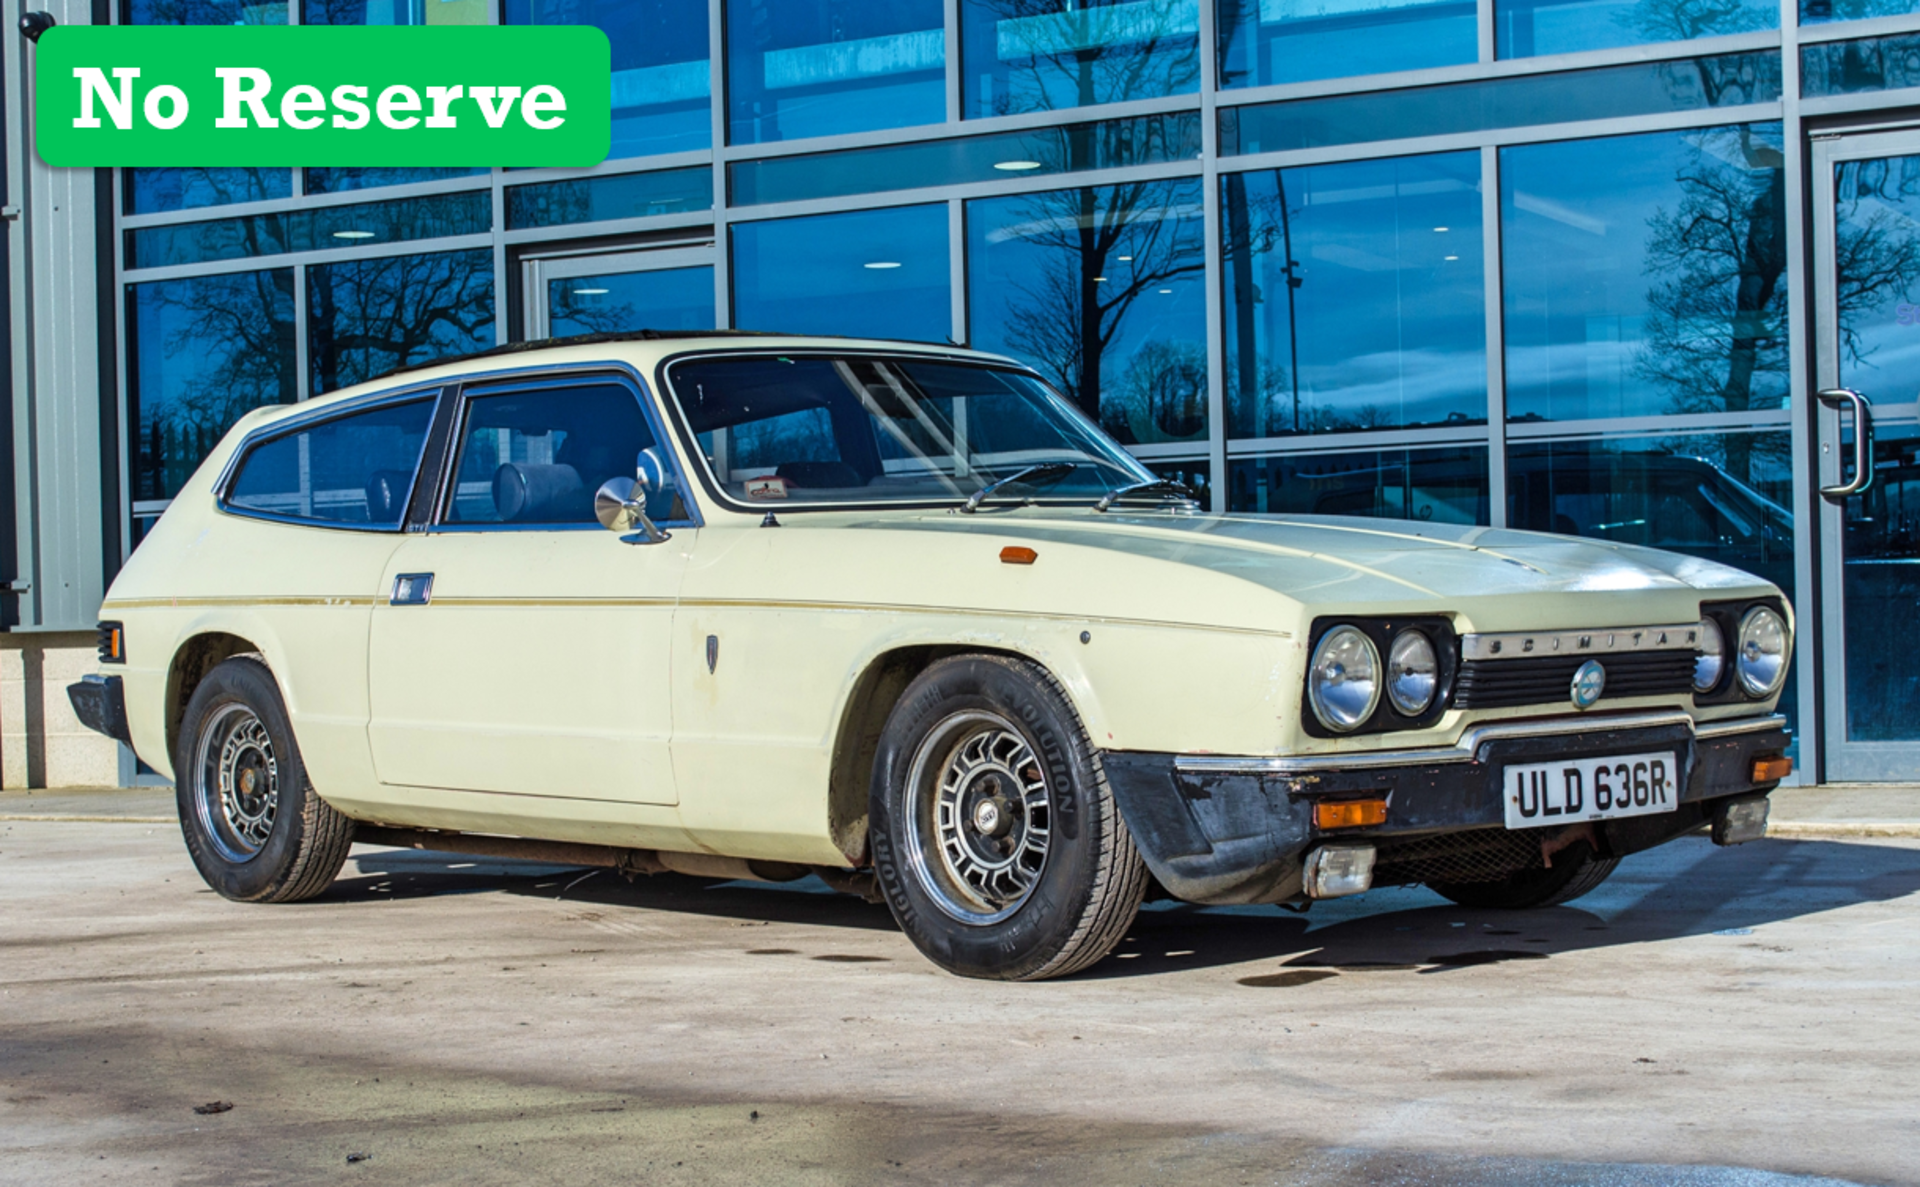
[92, 0, 1920, 782]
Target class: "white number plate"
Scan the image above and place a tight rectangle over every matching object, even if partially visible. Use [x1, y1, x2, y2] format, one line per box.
[1502, 751, 1679, 830]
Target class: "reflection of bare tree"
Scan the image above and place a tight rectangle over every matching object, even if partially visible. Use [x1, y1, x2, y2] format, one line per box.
[547, 288, 641, 338]
[1830, 157, 1920, 370]
[307, 250, 495, 393]
[1621, 0, 1770, 44]
[138, 271, 296, 500]
[976, 0, 1198, 115]
[1114, 340, 1206, 440]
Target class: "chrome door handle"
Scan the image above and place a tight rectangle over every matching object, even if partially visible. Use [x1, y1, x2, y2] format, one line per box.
[391, 573, 434, 605]
[1818, 388, 1875, 502]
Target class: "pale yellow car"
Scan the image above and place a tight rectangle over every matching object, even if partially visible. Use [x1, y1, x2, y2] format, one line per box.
[69, 333, 1794, 980]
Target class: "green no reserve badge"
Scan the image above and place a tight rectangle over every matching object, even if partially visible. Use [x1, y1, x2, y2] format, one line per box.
[33, 26, 610, 167]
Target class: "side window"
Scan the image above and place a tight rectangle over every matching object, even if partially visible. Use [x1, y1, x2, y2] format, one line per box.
[446, 382, 680, 526]
[226, 398, 434, 528]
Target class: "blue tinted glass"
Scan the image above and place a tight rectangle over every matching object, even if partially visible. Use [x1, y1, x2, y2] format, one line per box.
[1216, 0, 1475, 88]
[1229, 444, 1490, 522]
[307, 249, 494, 393]
[1802, 34, 1920, 97]
[969, 179, 1207, 446]
[731, 113, 1201, 206]
[1508, 430, 1795, 737]
[127, 191, 491, 268]
[1496, 0, 1774, 57]
[128, 270, 296, 502]
[1223, 153, 1486, 439]
[506, 0, 710, 159]
[302, 0, 485, 22]
[305, 167, 488, 194]
[1801, 0, 1919, 21]
[229, 400, 435, 527]
[129, 0, 285, 22]
[728, 0, 946, 144]
[732, 205, 950, 342]
[126, 168, 290, 215]
[507, 167, 712, 229]
[1502, 124, 1787, 423]
[1221, 53, 1781, 154]
[964, 0, 1200, 117]
[548, 267, 715, 337]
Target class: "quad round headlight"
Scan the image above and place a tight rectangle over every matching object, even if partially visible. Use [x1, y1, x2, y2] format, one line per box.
[1309, 626, 1382, 732]
[1386, 629, 1439, 717]
[1694, 615, 1726, 693]
[1736, 606, 1789, 697]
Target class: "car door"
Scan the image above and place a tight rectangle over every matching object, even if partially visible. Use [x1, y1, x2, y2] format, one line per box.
[366, 372, 695, 805]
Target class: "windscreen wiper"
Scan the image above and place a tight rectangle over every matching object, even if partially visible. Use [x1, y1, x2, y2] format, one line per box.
[959, 462, 1078, 514]
[1094, 478, 1196, 512]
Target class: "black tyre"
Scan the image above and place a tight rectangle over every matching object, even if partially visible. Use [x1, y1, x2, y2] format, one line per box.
[175, 656, 354, 903]
[1427, 843, 1619, 909]
[869, 655, 1147, 981]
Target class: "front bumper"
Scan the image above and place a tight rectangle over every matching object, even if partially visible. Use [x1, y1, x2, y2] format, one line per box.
[67, 675, 132, 747]
[1103, 711, 1790, 906]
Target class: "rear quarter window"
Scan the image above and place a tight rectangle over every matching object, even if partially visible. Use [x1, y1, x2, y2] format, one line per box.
[226, 398, 435, 528]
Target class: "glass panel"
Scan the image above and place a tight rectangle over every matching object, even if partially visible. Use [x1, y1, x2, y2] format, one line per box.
[1221, 152, 1486, 439]
[732, 204, 950, 342]
[507, 167, 712, 229]
[1144, 457, 1212, 504]
[963, 0, 1200, 117]
[1503, 124, 1787, 424]
[127, 270, 297, 504]
[1801, 0, 1920, 22]
[1220, 53, 1781, 154]
[969, 179, 1208, 446]
[731, 113, 1201, 206]
[227, 400, 435, 527]
[1832, 156, 1920, 409]
[1215, 0, 1476, 88]
[664, 355, 1155, 505]
[1495, 0, 1775, 59]
[305, 167, 488, 194]
[1802, 34, 1920, 98]
[1507, 430, 1794, 735]
[447, 384, 669, 525]
[302, 0, 485, 22]
[1228, 444, 1490, 521]
[307, 249, 495, 394]
[129, 0, 285, 24]
[548, 266, 716, 338]
[728, 0, 946, 144]
[126, 191, 491, 269]
[506, 0, 711, 159]
[1841, 420, 1920, 740]
[126, 168, 289, 215]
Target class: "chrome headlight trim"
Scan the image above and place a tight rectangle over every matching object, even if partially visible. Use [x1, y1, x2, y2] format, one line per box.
[1309, 625, 1382, 734]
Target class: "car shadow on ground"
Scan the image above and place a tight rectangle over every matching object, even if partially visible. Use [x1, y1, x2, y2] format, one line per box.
[334, 835, 1920, 979]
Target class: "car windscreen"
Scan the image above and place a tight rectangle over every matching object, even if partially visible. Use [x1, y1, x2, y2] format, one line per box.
[663, 355, 1159, 508]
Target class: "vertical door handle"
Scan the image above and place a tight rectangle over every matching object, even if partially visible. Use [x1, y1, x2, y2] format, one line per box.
[391, 573, 434, 605]
[1818, 388, 1875, 502]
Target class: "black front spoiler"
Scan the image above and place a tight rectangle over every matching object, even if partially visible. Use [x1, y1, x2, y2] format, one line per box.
[67, 675, 132, 747]
[1103, 716, 1791, 906]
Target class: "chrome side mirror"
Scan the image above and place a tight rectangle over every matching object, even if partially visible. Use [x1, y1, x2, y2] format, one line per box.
[594, 474, 670, 544]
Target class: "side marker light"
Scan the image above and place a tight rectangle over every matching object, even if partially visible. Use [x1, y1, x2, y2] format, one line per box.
[1000, 546, 1038, 565]
[1313, 799, 1388, 830]
[1751, 755, 1792, 783]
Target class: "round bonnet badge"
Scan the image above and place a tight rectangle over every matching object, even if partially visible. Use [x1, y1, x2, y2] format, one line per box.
[1570, 659, 1607, 710]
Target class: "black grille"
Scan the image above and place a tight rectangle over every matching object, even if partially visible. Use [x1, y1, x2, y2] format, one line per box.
[1452, 650, 1694, 709]
[1372, 828, 1547, 886]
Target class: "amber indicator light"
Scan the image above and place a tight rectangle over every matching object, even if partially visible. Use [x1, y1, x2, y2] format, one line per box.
[1314, 799, 1388, 829]
[1751, 755, 1793, 783]
[1000, 546, 1038, 565]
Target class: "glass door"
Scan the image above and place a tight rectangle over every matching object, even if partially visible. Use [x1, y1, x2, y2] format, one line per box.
[522, 243, 717, 341]
[1812, 131, 1920, 782]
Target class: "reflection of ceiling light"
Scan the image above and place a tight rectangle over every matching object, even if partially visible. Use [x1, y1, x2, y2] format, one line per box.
[1094, 276, 1108, 282]
[1432, 226, 1449, 232]
[994, 160, 1042, 171]
[864, 261, 901, 269]
[1158, 288, 1173, 294]
[332, 229, 375, 239]
[573, 287, 610, 294]
[1117, 255, 1133, 261]
[1443, 255, 1458, 262]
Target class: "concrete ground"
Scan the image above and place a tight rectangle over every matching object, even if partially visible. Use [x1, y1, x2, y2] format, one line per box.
[2, 788, 1916, 1187]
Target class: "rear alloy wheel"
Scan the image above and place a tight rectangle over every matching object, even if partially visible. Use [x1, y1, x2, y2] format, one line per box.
[870, 655, 1146, 980]
[176, 656, 354, 903]
[1426, 843, 1619, 909]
